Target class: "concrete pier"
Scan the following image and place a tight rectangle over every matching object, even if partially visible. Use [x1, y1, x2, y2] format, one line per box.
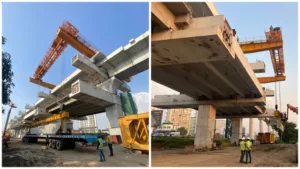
[194, 105, 216, 149]
[249, 118, 255, 139]
[259, 118, 264, 133]
[231, 118, 242, 144]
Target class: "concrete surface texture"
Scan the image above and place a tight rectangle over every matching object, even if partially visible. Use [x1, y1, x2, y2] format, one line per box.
[2, 138, 148, 167]
[151, 144, 297, 167]
[231, 118, 242, 144]
[152, 3, 265, 120]
[194, 105, 216, 149]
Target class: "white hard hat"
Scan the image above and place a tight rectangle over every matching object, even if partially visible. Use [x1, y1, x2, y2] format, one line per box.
[247, 137, 251, 140]
[242, 137, 245, 140]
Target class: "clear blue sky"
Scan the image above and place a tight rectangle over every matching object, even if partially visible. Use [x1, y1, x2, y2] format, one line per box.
[215, 2, 298, 130]
[2, 2, 149, 129]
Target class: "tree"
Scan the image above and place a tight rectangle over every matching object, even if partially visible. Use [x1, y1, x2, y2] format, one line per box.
[2, 36, 14, 113]
[177, 127, 188, 136]
[274, 121, 298, 144]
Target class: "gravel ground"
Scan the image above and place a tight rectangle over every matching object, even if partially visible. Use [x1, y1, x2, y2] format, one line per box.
[2, 138, 148, 167]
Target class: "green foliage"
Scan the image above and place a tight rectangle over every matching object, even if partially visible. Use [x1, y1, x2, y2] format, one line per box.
[2, 36, 14, 113]
[274, 121, 298, 144]
[152, 137, 194, 148]
[177, 127, 188, 136]
[214, 136, 231, 146]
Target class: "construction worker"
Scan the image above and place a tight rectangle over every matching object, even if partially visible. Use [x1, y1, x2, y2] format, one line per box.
[239, 137, 246, 163]
[97, 135, 106, 162]
[246, 137, 252, 164]
[106, 134, 114, 156]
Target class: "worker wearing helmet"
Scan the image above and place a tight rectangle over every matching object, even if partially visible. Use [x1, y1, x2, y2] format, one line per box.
[239, 137, 246, 163]
[246, 137, 252, 164]
[97, 135, 106, 162]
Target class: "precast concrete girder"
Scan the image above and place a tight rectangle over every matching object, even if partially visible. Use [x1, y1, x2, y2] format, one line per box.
[24, 32, 149, 120]
[249, 61, 265, 73]
[69, 80, 120, 107]
[38, 91, 56, 100]
[216, 109, 275, 119]
[152, 15, 264, 100]
[97, 31, 149, 81]
[187, 2, 219, 17]
[72, 53, 108, 82]
[152, 94, 266, 109]
[152, 15, 235, 66]
[151, 2, 179, 31]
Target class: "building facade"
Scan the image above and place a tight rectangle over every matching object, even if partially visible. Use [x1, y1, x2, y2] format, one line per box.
[78, 114, 98, 133]
[215, 119, 226, 136]
[189, 116, 197, 135]
[168, 108, 192, 130]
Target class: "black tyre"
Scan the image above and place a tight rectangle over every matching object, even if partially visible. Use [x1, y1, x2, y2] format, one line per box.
[70, 140, 76, 149]
[56, 140, 63, 151]
[52, 140, 57, 149]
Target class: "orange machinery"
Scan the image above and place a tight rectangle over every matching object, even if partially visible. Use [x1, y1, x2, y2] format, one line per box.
[30, 21, 98, 89]
[240, 26, 285, 84]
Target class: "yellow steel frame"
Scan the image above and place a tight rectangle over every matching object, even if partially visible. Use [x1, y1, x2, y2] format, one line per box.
[118, 112, 149, 151]
[31, 111, 70, 127]
[257, 76, 285, 84]
[240, 41, 283, 54]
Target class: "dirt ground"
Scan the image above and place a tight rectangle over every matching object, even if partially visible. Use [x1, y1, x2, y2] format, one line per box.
[2, 138, 148, 167]
[152, 144, 298, 167]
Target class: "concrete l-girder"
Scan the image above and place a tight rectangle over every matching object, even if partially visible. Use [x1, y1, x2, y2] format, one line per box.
[152, 15, 264, 101]
[19, 31, 149, 125]
[216, 109, 276, 119]
[152, 94, 266, 116]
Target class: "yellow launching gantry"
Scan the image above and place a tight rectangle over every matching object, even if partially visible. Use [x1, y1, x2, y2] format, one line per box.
[118, 112, 149, 152]
[239, 26, 286, 84]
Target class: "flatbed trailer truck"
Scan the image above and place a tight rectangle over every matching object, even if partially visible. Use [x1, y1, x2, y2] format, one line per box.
[21, 111, 107, 151]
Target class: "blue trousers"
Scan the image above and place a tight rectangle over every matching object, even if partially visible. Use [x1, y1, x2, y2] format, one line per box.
[246, 150, 252, 163]
[98, 149, 105, 161]
[108, 144, 113, 156]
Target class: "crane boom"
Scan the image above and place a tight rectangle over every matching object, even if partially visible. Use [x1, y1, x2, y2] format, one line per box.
[30, 21, 98, 89]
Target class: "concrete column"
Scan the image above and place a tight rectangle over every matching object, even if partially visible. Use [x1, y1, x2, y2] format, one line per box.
[249, 118, 255, 140]
[231, 118, 242, 144]
[259, 118, 264, 133]
[194, 105, 216, 149]
[101, 77, 129, 135]
[267, 125, 271, 132]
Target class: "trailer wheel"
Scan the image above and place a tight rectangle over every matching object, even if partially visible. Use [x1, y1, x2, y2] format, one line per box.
[56, 140, 64, 151]
[70, 140, 76, 149]
[52, 140, 57, 149]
